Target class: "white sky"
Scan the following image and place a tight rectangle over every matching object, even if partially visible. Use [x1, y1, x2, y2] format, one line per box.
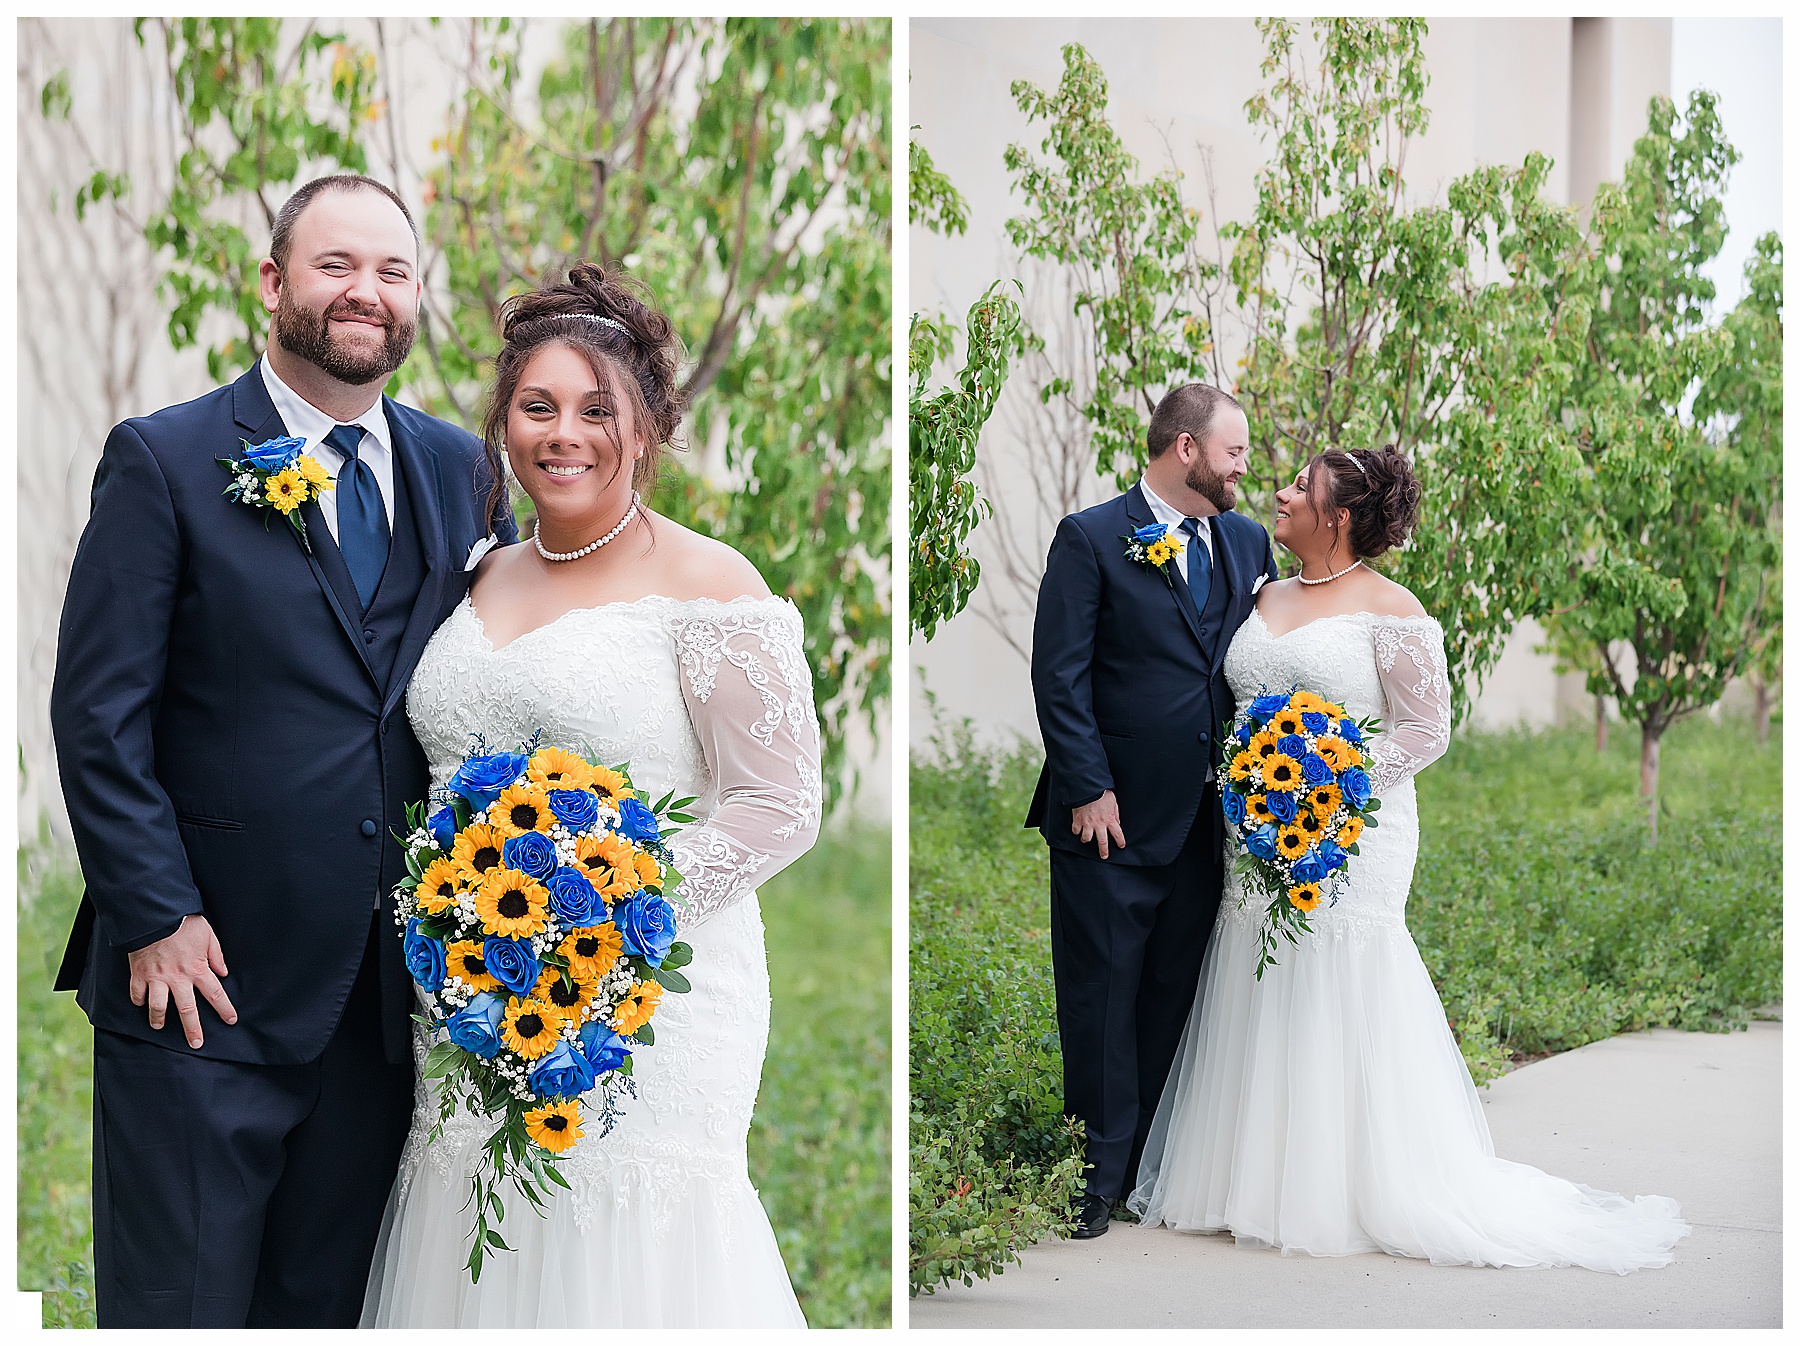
[1670, 18, 1782, 314]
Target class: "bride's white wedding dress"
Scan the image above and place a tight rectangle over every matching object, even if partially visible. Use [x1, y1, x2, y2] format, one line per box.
[361, 593, 821, 1327]
[1128, 608, 1689, 1273]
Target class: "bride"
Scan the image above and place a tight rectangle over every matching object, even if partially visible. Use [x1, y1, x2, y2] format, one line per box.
[1127, 446, 1689, 1274]
[361, 265, 819, 1326]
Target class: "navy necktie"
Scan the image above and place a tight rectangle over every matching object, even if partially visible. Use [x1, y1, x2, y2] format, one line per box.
[1181, 516, 1212, 617]
[325, 423, 389, 609]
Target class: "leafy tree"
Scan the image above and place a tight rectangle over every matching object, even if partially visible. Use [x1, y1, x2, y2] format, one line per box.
[1552, 94, 1779, 839]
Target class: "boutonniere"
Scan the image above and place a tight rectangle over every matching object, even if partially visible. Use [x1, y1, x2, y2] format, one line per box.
[218, 436, 335, 552]
[1122, 521, 1182, 576]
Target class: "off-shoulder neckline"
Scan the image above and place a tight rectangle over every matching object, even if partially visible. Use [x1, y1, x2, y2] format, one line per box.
[462, 591, 798, 655]
[1250, 607, 1442, 642]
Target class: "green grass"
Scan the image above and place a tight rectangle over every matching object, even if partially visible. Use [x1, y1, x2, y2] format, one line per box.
[17, 821, 891, 1329]
[908, 711, 1781, 1290]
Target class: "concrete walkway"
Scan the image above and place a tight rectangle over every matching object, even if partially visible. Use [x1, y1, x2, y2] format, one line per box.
[910, 1023, 1781, 1328]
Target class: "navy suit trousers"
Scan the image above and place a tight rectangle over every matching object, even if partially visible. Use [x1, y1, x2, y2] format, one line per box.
[91, 917, 413, 1327]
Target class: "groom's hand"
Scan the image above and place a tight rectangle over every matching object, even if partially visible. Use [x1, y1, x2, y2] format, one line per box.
[1071, 790, 1126, 859]
[128, 914, 238, 1049]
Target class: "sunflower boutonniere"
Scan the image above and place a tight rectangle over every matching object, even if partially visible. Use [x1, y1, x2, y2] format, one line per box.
[217, 435, 335, 552]
[1122, 521, 1183, 576]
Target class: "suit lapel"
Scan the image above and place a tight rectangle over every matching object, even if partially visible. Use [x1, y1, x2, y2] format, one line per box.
[1213, 512, 1246, 604]
[1126, 484, 1207, 656]
[381, 401, 449, 721]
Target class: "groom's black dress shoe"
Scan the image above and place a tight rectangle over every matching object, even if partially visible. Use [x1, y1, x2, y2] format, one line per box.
[1072, 1193, 1111, 1239]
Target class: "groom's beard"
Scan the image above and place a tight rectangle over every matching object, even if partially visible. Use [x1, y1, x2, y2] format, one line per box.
[273, 293, 417, 385]
[1186, 457, 1238, 514]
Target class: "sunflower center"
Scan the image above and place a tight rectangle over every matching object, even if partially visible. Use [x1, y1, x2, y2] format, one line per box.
[517, 1013, 545, 1038]
[549, 979, 581, 1007]
[575, 936, 600, 958]
[473, 846, 501, 872]
[544, 1114, 568, 1132]
[498, 889, 530, 919]
[511, 804, 540, 829]
[463, 953, 488, 976]
[432, 880, 456, 899]
[546, 771, 566, 783]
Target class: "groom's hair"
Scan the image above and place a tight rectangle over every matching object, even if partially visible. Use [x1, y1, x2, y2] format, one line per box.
[1147, 382, 1242, 458]
[269, 174, 419, 271]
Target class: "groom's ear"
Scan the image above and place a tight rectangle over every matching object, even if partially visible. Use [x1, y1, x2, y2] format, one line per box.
[257, 257, 283, 316]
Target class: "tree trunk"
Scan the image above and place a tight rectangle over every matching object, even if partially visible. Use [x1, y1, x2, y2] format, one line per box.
[1639, 724, 1662, 845]
[1753, 676, 1772, 746]
[1594, 693, 1607, 754]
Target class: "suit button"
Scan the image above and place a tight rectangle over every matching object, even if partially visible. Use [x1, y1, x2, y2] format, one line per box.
[360, 819, 378, 838]
[1198, 732, 1210, 744]
[364, 628, 377, 644]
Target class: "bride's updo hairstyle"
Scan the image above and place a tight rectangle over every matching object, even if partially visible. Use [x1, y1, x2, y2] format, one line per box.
[481, 262, 687, 523]
[1309, 445, 1422, 559]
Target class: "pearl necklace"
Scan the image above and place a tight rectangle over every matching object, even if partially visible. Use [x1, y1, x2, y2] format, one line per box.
[1297, 559, 1363, 586]
[533, 491, 640, 562]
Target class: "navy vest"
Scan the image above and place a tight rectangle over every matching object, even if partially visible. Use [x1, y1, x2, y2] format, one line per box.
[308, 454, 427, 695]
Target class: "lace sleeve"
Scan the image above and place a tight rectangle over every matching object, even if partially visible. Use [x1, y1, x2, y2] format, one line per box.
[1367, 616, 1453, 794]
[668, 601, 824, 926]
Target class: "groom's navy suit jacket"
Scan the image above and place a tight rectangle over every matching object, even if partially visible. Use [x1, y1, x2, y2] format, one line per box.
[1027, 485, 1278, 867]
[52, 366, 516, 1065]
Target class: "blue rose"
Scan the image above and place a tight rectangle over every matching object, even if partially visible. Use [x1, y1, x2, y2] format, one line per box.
[1221, 789, 1247, 828]
[448, 752, 528, 812]
[617, 797, 662, 845]
[241, 435, 306, 472]
[1318, 839, 1348, 871]
[427, 804, 459, 853]
[1301, 710, 1331, 735]
[615, 892, 678, 967]
[1132, 522, 1169, 544]
[403, 919, 446, 992]
[1338, 719, 1363, 745]
[1234, 722, 1253, 745]
[1248, 693, 1288, 723]
[546, 865, 605, 927]
[1265, 790, 1299, 824]
[548, 789, 601, 834]
[1245, 823, 1279, 860]
[1301, 753, 1335, 786]
[1277, 733, 1307, 759]
[528, 1040, 597, 1100]
[1291, 850, 1328, 885]
[445, 992, 505, 1058]
[578, 1019, 633, 1075]
[502, 830, 558, 880]
[1340, 766, 1372, 809]
[481, 936, 542, 996]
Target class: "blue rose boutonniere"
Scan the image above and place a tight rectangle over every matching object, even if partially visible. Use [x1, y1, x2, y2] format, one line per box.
[217, 435, 335, 552]
[1121, 521, 1183, 575]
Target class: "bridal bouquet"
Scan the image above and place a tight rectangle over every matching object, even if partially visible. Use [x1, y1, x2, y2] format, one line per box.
[392, 735, 695, 1280]
[1220, 688, 1381, 979]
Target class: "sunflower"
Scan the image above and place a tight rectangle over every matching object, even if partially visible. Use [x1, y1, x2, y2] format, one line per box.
[296, 455, 331, 489]
[1246, 793, 1276, 824]
[489, 782, 553, 839]
[1275, 824, 1308, 859]
[263, 467, 308, 513]
[588, 766, 635, 803]
[1296, 809, 1325, 841]
[1260, 753, 1302, 792]
[475, 868, 551, 938]
[1288, 883, 1323, 912]
[1248, 728, 1282, 760]
[415, 858, 464, 916]
[501, 998, 564, 1059]
[451, 822, 508, 887]
[446, 940, 501, 993]
[1145, 535, 1182, 567]
[1315, 736, 1362, 772]
[533, 965, 598, 1016]
[1337, 815, 1365, 848]
[1307, 784, 1344, 822]
[524, 1099, 585, 1153]
[575, 833, 642, 898]
[559, 922, 624, 979]
[1289, 691, 1329, 716]
[528, 746, 596, 793]
[612, 979, 664, 1035]
[632, 850, 663, 889]
[1270, 709, 1305, 738]
[1227, 750, 1259, 785]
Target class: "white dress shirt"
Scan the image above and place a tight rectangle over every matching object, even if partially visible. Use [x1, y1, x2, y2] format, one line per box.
[258, 356, 396, 539]
[1138, 477, 1214, 584]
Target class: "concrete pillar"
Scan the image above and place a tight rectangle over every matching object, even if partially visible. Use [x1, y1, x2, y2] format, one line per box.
[1568, 17, 1673, 212]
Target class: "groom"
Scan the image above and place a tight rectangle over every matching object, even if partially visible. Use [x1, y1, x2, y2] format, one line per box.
[51, 174, 516, 1326]
[1027, 383, 1276, 1238]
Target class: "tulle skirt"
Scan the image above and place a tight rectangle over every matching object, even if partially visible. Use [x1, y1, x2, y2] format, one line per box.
[1128, 842, 1688, 1273]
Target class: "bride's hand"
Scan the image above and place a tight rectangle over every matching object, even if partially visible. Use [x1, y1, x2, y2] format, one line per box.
[1071, 790, 1126, 859]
